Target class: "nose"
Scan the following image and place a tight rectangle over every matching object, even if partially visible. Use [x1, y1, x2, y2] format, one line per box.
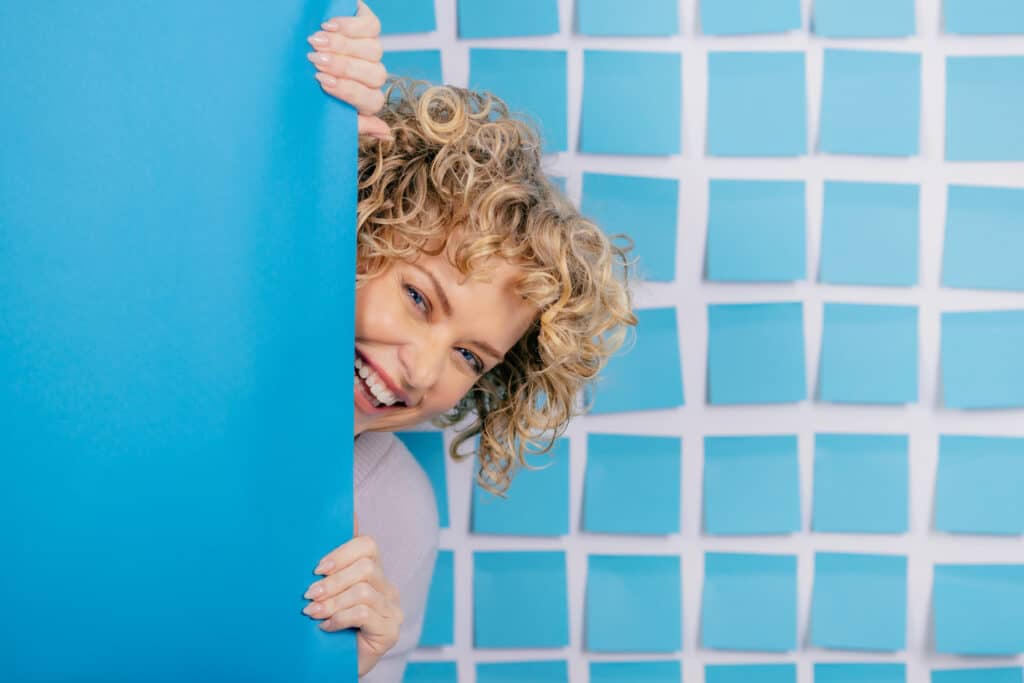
[398, 333, 447, 398]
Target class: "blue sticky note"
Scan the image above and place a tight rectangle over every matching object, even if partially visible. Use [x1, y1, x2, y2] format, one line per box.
[941, 310, 1024, 409]
[472, 438, 570, 536]
[933, 668, 1024, 683]
[934, 564, 1024, 654]
[578, 0, 679, 36]
[591, 307, 684, 414]
[700, 0, 801, 34]
[820, 181, 920, 287]
[706, 179, 806, 282]
[947, 56, 1024, 161]
[420, 550, 454, 647]
[384, 49, 443, 85]
[375, 0, 437, 34]
[945, 0, 1024, 34]
[820, 303, 919, 404]
[468, 49, 567, 153]
[820, 49, 921, 156]
[707, 302, 807, 405]
[936, 435, 1024, 535]
[458, 0, 558, 38]
[587, 555, 682, 652]
[591, 661, 681, 683]
[813, 433, 909, 534]
[473, 551, 568, 648]
[582, 172, 679, 281]
[584, 434, 681, 535]
[813, 0, 915, 37]
[943, 185, 1024, 292]
[811, 552, 908, 651]
[581, 50, 682, 156]
[397, 431, 450, 528]
[707, 51, 807, 157]
[707, 664, 796, 683]
[704, 435, 800, 535]
[815, 663, 906, 683]
[477, 661, 568, 683]
[405, 661, 458, 683]
[702, 552, 798, 651]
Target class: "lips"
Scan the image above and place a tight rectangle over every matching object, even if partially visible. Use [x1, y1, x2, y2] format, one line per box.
[354, 349, 410, 406]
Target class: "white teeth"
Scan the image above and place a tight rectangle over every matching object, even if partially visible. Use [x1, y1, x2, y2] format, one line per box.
[354, 356, 400, 407]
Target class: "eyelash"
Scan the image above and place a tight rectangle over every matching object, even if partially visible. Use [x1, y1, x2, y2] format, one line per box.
[404, 284, 485, 373]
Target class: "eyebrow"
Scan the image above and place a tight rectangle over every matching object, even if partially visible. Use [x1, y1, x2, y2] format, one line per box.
[411, 263, 505, 362]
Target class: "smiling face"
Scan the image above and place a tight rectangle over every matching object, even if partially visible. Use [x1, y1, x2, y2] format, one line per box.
[353, 247, 539, 436]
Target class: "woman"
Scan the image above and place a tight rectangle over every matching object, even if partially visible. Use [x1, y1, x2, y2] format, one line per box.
[300, 3, 636, 680]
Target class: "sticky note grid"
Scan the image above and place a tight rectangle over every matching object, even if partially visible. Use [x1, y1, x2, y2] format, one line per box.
[378, 1, 1024, 679]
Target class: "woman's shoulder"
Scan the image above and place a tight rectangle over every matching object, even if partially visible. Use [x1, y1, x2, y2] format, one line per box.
[353, 431, 440, 579]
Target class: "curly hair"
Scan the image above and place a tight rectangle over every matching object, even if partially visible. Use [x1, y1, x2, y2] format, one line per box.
[357, 77, 637, 495]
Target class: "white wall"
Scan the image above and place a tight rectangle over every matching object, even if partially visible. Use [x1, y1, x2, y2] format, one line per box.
[382, 1, 1024, 681]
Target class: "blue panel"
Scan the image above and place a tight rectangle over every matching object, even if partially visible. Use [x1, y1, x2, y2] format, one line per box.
[385, 49, 443, 84]
[591, 661, 681, 683]
[405, 661, 458, 683]
[815, 663, 906, 683]
[478, 661, 569, 683]
[0, 1, 358, 680]
[375, 0, 437, 34]
[707, 664, 796, 683]
[932, 668, 1024, 683]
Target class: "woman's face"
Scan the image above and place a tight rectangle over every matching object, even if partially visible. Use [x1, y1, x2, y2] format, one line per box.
[353, 249, 539, 436]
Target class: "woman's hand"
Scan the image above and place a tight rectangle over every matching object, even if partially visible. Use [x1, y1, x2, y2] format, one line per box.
[303, 519, 403, 677]
[307, 0, 392, 140]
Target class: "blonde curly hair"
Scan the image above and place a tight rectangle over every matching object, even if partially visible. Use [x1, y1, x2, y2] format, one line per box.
[357, 77, 637, 495]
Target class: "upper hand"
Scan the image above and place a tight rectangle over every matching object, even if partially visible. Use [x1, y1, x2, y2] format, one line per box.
[307, 1, 392, 140]
[302, 519, 403, 677]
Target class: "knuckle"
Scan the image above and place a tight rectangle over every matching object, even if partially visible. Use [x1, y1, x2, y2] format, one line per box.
[356, 556, 376, 578]
[362, 535, 379, 557]
[370, 64, 388, 89]
[368, 42, 383, 62]
[354, 604, 371, 622]
[356, 582, 374, 601]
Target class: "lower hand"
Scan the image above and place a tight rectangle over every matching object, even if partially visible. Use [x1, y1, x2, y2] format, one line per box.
[307, 1, 391, 140]
[303, 520, 403, 677]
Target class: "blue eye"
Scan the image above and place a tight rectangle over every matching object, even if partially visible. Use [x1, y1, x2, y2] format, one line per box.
[405, 285, 428, 311]
[458, 348, 484, 373]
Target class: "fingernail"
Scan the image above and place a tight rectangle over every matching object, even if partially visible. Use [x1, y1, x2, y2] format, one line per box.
[314, 73, 338, 88]
[315, 559, 334, 574]
[322, 21, 338, 31]
[304, 584, 324, 599]
[308, 33, 329, 47]
[302, 602, 323, 616]
[307, 52, 331, 65]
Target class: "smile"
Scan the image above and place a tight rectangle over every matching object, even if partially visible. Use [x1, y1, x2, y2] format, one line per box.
[354, 353, 407, 410]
